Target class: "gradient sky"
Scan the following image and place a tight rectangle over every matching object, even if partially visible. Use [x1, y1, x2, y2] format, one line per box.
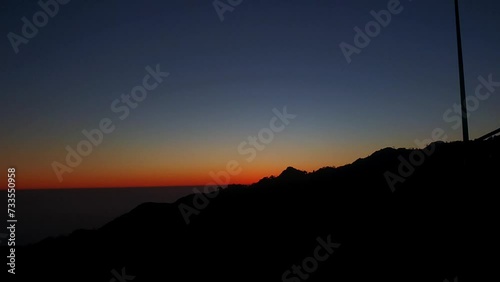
[1, 0, 500, 189]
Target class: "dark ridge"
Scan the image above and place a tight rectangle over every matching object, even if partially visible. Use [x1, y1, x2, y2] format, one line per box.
[7, 139, 499, 282]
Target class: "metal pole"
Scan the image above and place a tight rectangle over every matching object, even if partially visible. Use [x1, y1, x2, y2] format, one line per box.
[454, 0, 469, 142]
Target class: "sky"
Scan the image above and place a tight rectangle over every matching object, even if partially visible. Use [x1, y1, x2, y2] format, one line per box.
[1, 0, 500, 189]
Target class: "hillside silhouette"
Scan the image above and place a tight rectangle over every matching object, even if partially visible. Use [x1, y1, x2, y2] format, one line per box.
[6, 139, 499, 281]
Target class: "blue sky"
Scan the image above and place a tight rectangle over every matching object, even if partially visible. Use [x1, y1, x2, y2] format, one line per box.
[1, 0, 499, 188]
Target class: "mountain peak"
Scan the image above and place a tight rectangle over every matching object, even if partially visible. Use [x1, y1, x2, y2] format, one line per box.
[278, 166, 307, 179]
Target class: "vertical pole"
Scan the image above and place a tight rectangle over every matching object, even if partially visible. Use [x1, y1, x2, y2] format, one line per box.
[454, 0, 469, 142]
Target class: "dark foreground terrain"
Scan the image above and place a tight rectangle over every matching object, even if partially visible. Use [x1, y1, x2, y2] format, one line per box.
[5, 139, 499, 281]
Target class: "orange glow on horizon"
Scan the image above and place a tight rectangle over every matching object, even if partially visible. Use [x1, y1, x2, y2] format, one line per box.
[3, 161, 338, 190]
[5, 169, 276, 190]
[2, 137, 385, 190]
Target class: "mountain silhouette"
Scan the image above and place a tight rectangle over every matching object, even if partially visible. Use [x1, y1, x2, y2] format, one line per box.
[6, 139, 499, 281]
[278, 166, 307, 179]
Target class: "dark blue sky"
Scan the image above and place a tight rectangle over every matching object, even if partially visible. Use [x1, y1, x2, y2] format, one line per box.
[1, 0, 500, 188]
